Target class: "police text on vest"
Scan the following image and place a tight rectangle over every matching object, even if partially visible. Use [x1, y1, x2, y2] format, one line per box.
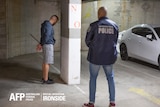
[98, 25, 114, 34]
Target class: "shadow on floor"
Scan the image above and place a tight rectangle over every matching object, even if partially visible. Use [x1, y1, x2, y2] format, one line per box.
[128, 58, 159, 70]
[0, 60, 65, 84]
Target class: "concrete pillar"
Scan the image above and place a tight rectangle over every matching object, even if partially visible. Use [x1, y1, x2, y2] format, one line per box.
[0, 0, 7, 59]
[60, 0, 81, 84]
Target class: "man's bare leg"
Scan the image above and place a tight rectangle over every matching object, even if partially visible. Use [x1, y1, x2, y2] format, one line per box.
[42, 63, 49, 81]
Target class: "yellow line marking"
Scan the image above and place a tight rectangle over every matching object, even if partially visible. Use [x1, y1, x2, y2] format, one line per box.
[83, 7, 91, 19]
[129, 88, 160, 106]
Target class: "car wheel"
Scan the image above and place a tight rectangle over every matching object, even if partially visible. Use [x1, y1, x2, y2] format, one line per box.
[120, 44, 129, 60]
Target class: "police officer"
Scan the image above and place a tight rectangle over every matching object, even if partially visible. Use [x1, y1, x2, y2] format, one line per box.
[83, 7, 118, 107]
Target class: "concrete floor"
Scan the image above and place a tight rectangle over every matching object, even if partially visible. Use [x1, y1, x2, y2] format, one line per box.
[0, 52, 160, 107]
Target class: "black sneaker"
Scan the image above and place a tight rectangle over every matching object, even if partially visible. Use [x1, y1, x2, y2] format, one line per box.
[42, 79, 54, 84]
[42, 77, 53, 81]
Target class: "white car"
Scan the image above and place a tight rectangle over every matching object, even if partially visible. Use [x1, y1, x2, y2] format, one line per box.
[119, 24, 160, 69]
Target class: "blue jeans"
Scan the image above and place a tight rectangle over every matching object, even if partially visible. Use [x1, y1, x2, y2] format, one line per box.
[89, 63, 115, 103]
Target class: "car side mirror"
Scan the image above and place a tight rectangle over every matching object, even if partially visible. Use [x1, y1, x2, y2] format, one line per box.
[146, 34, 153, 41]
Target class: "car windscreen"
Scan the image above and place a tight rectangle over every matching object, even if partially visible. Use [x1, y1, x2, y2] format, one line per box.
[154, 27, 160, 38]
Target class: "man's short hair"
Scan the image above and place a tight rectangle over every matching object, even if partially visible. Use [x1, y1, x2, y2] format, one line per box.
[50, 15, 59, 21]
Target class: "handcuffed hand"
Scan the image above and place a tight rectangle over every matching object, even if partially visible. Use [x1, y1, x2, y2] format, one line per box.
[36, 44, 42, 51]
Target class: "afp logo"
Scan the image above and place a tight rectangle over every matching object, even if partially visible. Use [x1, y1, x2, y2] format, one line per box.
[9, 93, 25, 101]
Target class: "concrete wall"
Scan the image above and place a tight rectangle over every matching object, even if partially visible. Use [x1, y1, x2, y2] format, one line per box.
[81, 0, 160, 50]
[0, 0, 7, 58]
[6, 0, 61, 58]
